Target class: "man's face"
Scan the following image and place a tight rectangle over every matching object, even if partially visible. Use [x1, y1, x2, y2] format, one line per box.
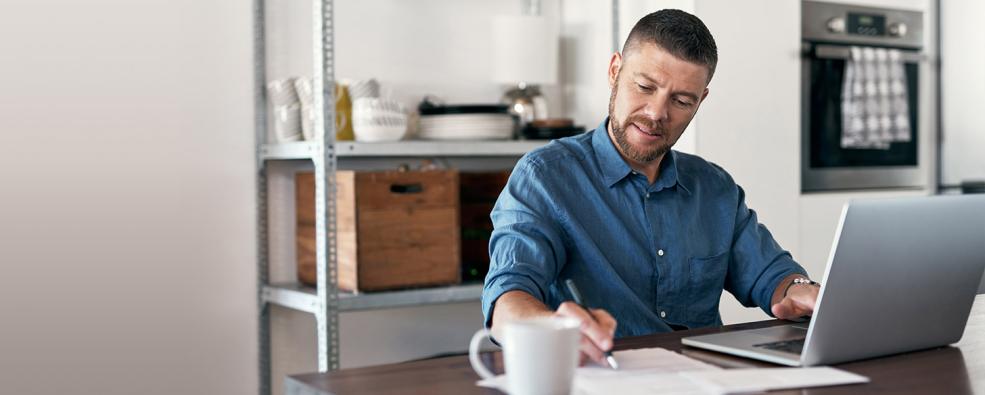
[607, 43, 710, 165]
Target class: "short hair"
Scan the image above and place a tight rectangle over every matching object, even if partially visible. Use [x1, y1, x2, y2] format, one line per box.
[622, 9, 718, 83]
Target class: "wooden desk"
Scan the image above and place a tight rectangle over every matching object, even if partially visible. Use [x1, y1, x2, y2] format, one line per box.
[287, 295, 985, 394]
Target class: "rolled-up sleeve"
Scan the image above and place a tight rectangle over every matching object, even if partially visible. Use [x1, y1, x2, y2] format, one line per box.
[481, 158, 568, 328]
[725, 185, 808, 316]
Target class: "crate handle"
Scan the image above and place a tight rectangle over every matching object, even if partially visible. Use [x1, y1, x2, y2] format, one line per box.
[390, 183, 424, 194]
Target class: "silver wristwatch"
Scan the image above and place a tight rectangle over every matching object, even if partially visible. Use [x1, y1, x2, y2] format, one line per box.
[783, 277, 820, 298]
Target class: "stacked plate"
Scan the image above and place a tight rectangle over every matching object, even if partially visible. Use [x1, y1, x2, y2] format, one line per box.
[418, 104, 514, 140]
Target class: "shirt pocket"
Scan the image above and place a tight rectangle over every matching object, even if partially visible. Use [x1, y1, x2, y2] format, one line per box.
[687, 251, 728, 326]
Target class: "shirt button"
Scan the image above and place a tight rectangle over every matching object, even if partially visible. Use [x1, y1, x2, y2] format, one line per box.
[657, 249, 665, 257]
[645, 192, 651, 198]
[660, 311, 667, 318]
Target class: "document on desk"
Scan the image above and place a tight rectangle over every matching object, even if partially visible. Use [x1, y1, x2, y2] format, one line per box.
[477, 347, 869, 395]
[477, 347, 720, 395]
[579, 347, 721, 376]
[575, 347, 721, 395]
[680, 367, 870, 394]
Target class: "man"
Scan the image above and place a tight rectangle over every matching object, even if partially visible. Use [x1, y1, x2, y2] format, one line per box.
[481, 9, 820, 366]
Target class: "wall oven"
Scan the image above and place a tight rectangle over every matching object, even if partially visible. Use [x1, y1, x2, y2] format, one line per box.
[801, 1, 928, 192]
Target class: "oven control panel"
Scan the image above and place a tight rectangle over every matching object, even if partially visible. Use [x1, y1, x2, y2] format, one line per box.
[848, 13, 886, 36]
[804, 1, 922, 48]
[827, 13, 906, 38]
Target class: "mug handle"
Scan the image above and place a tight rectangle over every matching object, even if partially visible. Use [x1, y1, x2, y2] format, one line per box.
[468, 328, 496, 380]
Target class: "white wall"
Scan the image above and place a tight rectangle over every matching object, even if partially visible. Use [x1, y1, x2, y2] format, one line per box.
[940, 0, 985, 186]
[265, 0, 564, 129]
[0, 1, 256, 395]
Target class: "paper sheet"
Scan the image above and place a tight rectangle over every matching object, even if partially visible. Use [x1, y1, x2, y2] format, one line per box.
[476, 347, 869, 395]
[680, 367, 870, 394]
[577, 347, 720, 378]
[477, 347, 719, 395]
[575, 348, 722, 395]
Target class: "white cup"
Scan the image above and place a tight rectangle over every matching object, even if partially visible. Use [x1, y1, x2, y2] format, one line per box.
[469, 316, 581, 395]
[293, 77, 313, 106]
[273, 103, 302, 142]
[297, 102, 343, 142]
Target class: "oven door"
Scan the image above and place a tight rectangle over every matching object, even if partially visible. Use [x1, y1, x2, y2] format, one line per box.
[801, 43, 925, 192]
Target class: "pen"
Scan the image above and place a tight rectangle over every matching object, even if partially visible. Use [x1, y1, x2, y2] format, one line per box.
[564, 279, 619, 370]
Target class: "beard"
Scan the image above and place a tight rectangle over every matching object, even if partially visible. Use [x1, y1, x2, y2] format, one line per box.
[607, 75, 673, 163]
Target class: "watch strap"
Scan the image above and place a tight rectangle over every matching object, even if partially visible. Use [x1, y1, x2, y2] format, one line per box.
[783, 277, 820, 298]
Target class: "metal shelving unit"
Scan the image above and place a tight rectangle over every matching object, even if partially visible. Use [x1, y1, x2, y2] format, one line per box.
[254, 1, 554, 395]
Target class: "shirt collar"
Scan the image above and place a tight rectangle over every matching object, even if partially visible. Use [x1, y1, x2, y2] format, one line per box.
[591, 117, 691, 195]
[592, 118, 634, 187]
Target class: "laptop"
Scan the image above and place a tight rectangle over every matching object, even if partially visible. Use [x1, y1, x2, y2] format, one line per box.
[682, 195, 985, 366]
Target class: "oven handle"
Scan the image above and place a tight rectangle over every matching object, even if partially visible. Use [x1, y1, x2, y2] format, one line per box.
[808, 44, 927, 63]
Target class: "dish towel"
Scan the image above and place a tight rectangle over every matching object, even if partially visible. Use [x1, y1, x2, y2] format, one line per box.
[841, 46, 912, 149]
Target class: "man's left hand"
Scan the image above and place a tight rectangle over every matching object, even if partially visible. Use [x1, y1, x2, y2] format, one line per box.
[771, 277, 819, 320]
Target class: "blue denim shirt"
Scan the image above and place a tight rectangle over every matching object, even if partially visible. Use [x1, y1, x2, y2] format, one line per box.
[482, 119, 807, 338]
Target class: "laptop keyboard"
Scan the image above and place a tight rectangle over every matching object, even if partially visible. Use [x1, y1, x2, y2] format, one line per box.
[754, 338, 806, 354]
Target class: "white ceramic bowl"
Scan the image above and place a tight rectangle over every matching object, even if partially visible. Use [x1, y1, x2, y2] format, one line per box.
[352, 97, 404, 116]
[353, 124, 407, 142]
[352, 98, 408, 142]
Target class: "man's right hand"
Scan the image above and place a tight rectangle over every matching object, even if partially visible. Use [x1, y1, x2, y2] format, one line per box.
[554, 302, 617, 366]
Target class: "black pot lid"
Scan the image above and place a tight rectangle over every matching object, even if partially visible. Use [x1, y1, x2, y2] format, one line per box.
[419, 103, 509, 116]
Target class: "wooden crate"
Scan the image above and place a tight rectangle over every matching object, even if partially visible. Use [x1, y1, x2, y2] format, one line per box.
[296, 170, 461, 292]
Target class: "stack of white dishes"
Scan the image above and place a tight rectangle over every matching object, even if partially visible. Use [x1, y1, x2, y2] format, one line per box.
[418, 105, 514, 140]
[269, 76, 411, 143]
[267, 78, 302, 142]
[293, 77, 317, 141]
[352, 98, 408, 142]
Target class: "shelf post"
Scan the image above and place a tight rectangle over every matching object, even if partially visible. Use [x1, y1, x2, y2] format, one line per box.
[253, 0, 271, 393]
[312, 0, 340, 373]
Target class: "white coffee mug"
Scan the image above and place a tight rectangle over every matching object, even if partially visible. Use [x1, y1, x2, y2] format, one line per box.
[273, 103, 302, 142]
[469, 316, 581, 395]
